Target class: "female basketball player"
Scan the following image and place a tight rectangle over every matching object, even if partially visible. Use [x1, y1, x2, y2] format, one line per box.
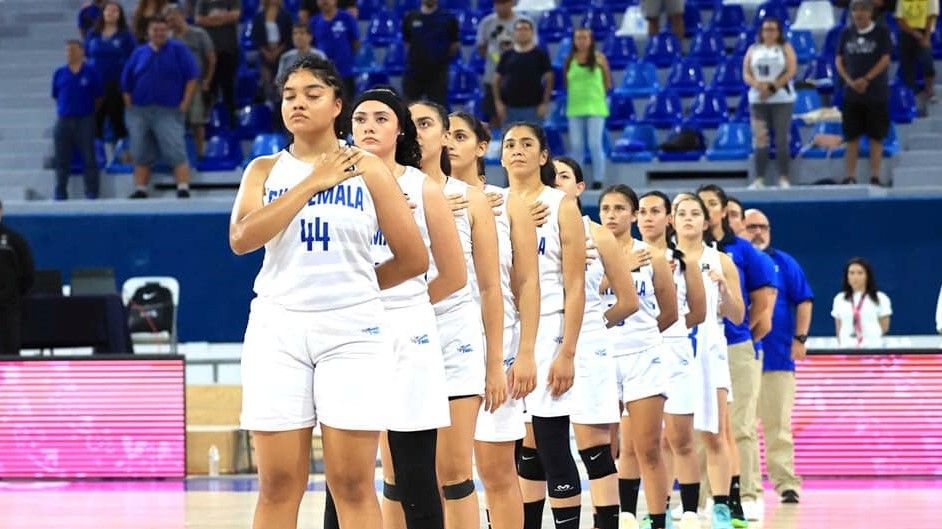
[448, 111, 540, 529]
[637, 190, 706, 528]
[231, 56, 428, 529]
[672, 192, 746, 529]
[407, 100, 504, 529]
[554, 156, 638, 529]
[504, 122, 587, 529]
[598, 184, 677, 529]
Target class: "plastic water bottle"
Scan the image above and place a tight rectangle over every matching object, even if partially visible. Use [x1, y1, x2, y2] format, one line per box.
[208, 445, 220, 477]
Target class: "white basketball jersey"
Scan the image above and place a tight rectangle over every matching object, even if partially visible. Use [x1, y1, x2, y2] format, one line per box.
[535, 186, 567, 315]
[253, 151, 381, 311]
[370, 166, 431, 309]
[691, 243, 725, 358]
[604, 239, 662, 355]
[484, 184, 517, 329]
[662, 248, 691, 340]
[428, 177, 476, 315]
[582, 217, 607, 334]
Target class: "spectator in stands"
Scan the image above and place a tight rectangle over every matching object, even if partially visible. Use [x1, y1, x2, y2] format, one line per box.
[831, 257, 892, 348]
[122, 16, 198, 199]
[476, 0, 528, 126]
[402, 0, 459, 106]
[744, 208, 811, 505]
[131, 0, 169, 43]
[78, 0, 105, 38]
[195, 0, 241, 124]
[85, 1, 135, 143]
[277, 23, 327, 81]
[743, 17, 798, 189]
[166, 4, 216, 158]
[298, 0, 357, 25]
[563, 27, 611, 189]
[0, 199, 35, 357]
[492, 19, 553, 127]
[643, 0, 685, 39]
[310, 0, 360, 103]
[52, 39, 103, 200]
[895, 0, 938, 103]
[936, 284, 942, 333]
[836, 0, 893, 186]
[251, 0, 293, 103]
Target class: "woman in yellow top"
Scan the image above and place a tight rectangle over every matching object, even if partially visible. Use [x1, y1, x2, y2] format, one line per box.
[564, 28, 612, 189]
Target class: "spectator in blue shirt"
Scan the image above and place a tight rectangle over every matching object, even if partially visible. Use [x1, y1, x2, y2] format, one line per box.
[697, 184, 777, 525]
[52, 40, 103, 200]
[121, 16, 199, 199]
[402, 0, 459, 106]
[85, 1, 135, 142]
[744, 208, 810, 505]
[310, 0, 360, 103]
[78, 0, 104, 38]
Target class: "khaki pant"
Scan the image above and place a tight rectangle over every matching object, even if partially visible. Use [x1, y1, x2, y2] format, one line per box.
[755, 371, 801, 495]
[728, 340, 762, 502]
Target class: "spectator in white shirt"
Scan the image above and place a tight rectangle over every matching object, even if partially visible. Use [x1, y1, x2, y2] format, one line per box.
[831, 257, 892, 348]
[935, 284, 942, 334]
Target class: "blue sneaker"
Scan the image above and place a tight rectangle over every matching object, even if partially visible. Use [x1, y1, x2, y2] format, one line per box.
[712, 504, 733, 529]
[639, 515, 652, 529]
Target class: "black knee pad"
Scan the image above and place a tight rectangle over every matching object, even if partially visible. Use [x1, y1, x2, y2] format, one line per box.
[517, 446, 546, 481]
[387, 429, 443, 524]
[532, 416, 581, 499]
[383, 481, 401, 501]
[578, 444, 617, 480]
[442, 479, 475, 500]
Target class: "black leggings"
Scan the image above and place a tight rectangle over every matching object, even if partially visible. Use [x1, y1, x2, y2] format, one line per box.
[96, 81, 127, 140]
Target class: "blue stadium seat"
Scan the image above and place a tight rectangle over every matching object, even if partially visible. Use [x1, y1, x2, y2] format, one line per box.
[356, 71, 391, 94]
[106, 138, 133, 174]
[393, 0, 420, 19]
[241, 21, 256, 53]
[800, 121, 844, 159]
[353, 41, 378, 75]
[641, 89, 683, 129]
[752, 1, 790, 29]
[788, 29, 817, 63]
[357, 0, 386, 20]
[244, 133, 289, 166]
[709, 4, 747, 37]
[545, 127, 567, 157]
[731, 28, 757, 58]
[933, 18, 942, 58]
[552, 37, 573, 70]
[241, 0, 258, 23]
[465, 90, 486, 121]
[611, 123, 657, 162]
[478, 0, 495, 11]
[687, 0, 719, 9]
[658, 126, 705, 161]
[581, 6, 616, 41]
[594, 0, 632, 10]
[681, 8, 703, 38]
[383, 40, 406, 76]
[615, 60, 659, 98]
[367, 9, 399, 47]
[687, 90, 729, 129]
[822, 25, 843, 56]
[70, 139, 106, 175]
[644, 30, 682, 68]
[559, 0, 590, 14]
[235, 67, 260, 107]
[206, 103, 231, 136]
[688, 27, 726, 66]
[859, 123, 899, 157]
[710, 55, 746, 96]
[539, 9, 572, 44]
[448, 66, 478, 105]
[732, 90, 750, 122]
[544, 96, 569, 132]
[792, 88, 823, 120]
[457, 9, 482, 46]
[602, 35, 638, 70]
[283, 0, 300, 17]
[889, 81, 917, 124]
[706, 122, 753, 160]
[466, 50, 485, 74]
[667, 59, 705, 97]
[236, 104, 274, 141]
[607, 92, 637, 131]
[800, 55, 836, 94]
[197, 135, 242, 172]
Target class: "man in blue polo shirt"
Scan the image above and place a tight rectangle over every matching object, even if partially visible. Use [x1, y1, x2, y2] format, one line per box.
[744, 208, 811, 506]
[52, 39, 104, 200]
[310, 0, 360, 103]
[402, 0, 459, 106]
[121, 15, 198, 199]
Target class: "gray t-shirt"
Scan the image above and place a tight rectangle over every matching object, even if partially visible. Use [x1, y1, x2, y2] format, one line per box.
[476, 12, 530, 82]
[176, 26, 214, 77]
[277, 48, 328, 80]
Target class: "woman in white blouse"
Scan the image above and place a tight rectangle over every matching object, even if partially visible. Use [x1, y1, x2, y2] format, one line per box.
[831, 258, 892, 348]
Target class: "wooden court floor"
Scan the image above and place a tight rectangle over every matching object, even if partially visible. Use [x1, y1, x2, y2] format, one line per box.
[1, 476, 938, 529]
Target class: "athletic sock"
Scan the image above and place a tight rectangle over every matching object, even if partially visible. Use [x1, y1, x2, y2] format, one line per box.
[323, 485, 340, 529]
[550, 505, 581, 529]
[680, 482, 700, 513]
[649, 513, 667, 529]
[523, 499, 545, 529]
[713, 495, 730, 507]
[618, 478, 642, 515]
[729, 475, 744, 517]
[595, 505, 620, 529]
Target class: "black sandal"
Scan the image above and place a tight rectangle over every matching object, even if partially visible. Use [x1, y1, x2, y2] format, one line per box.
[842, 177, 857, 185]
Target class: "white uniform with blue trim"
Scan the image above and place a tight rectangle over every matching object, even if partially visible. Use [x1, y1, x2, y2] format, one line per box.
[663, 248, 697, 416]
[691, 243, 729, 433]
[240, 150, 394, 432]
[371, 165, 450, 431]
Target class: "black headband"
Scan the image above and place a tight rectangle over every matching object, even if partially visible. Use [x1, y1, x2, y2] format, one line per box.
[352, 87, 409, 126]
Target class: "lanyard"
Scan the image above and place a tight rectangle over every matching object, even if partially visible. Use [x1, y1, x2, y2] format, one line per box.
[852, 293, 867, 347]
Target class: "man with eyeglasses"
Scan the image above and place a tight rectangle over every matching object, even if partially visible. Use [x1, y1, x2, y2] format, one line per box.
[743, 208, 812, 506]
[476, 0, 530, 125]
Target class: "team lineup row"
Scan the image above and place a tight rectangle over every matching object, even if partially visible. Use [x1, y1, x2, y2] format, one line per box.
[229, 55, 772, 529]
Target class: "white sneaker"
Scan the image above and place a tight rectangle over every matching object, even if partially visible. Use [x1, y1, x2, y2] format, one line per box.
[672, 503, 708, 520]
[747, 180, 765, 190]
[670, 504, 684, 520]
[778, 178, 791, 189]
[619, 512, 640, 529]
[677, 511, 699, 529]
[741, 499, 764, 521]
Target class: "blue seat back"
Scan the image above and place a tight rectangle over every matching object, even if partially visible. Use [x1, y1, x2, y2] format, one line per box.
[581, 7, 616, 41]
[710, 55, 746, 95]
[731, 28, 757, 58]
[710, 4, 746, 36]
[643, 89, 683, 128]
[752, 2, 790, 29]
[602, 35, 638, 70]
[688, 27, 725, 65]
[458, 9, 482, 46]
[714, 122, 752, 150]
[367, 9, 399, 47]
[667, 59, 706, 96]
[788, 29, 817, 63]
[690, 90, 729, 126]
[607, 92, 637, 130]
[355, 71, 391, 94]
[539, 9, 572, 43]
[617, 123, 658, 152]
[889, 81, 917, 123]
[793, 88, 823, 116]
[383, 40, 406, 75]
[644, 30, 682, 68]
[617, 60, 659, 96]
[353, 41, 377, 74]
